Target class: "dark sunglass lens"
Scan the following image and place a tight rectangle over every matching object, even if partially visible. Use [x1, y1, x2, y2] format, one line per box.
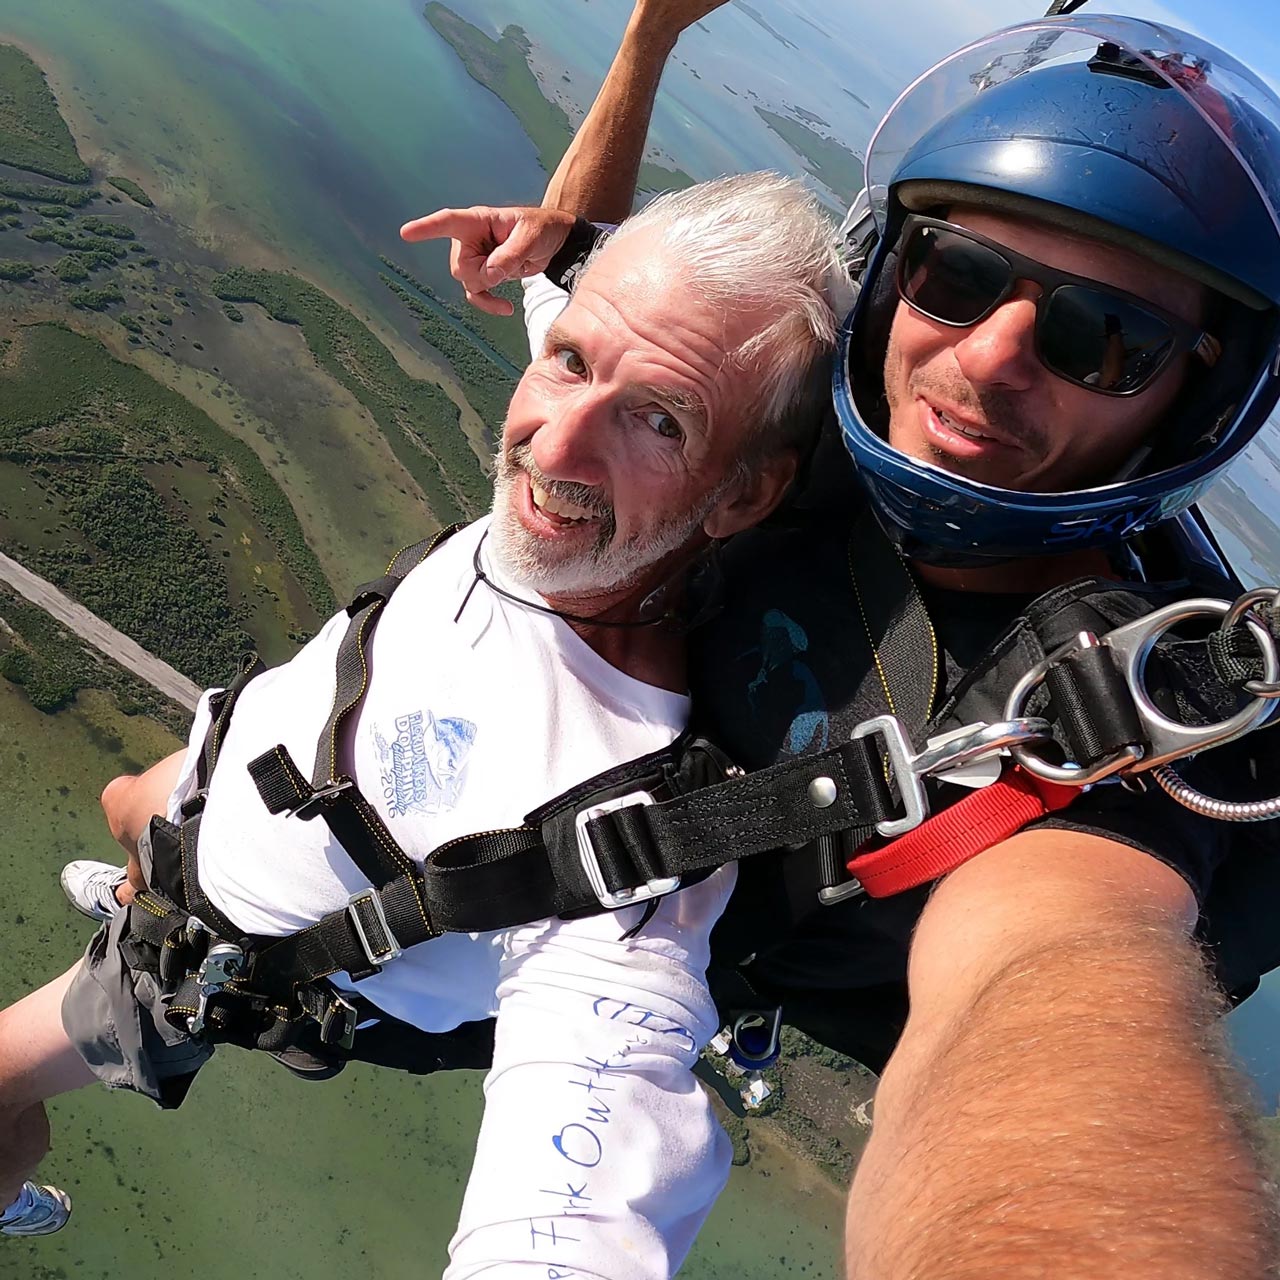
[899, 225, 1011, 326]
[1041, 286, 1177, 393]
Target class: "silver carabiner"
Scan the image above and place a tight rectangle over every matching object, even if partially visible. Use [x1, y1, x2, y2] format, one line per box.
[1005, 598, 1280, 787]
[1221, 587, 1280, 698]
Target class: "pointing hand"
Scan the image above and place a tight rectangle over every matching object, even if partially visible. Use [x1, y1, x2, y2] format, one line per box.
[399, 205, 579, 315]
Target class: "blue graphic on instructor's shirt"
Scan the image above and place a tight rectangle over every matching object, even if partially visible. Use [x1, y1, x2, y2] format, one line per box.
[373, 711, 477, 817]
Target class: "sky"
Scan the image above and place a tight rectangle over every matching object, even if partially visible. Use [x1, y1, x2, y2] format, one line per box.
[842, 0, 1280, 95]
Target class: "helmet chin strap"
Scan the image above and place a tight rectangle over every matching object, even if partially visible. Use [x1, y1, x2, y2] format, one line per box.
[457, 532, 723, 631]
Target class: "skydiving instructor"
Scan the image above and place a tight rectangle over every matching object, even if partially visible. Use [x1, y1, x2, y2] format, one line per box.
[421, 2, 1280, 1275]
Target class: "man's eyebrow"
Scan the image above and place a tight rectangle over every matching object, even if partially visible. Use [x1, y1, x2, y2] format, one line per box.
[541, 321, 709, 427]
[635, 383, 709, 427]
[542, 320, 574, 355]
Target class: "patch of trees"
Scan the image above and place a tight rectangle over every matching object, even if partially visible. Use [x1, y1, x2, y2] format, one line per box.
[0, 177, 95, 206]
[107, 176, 153, 207]
[47, 462, 251, 684]
[53, 255, 90, 282]
[380, 253, 527, 368]
[0, 45, 91, 183]
[0, 646, 79, 711]
[79, 215, 136, 240]
[0, 260, 34, 281]
[0, 580, 189, 733]
[719, 1112, 752, 1166]
[69, 284, 124, 311]
[0, 324, 334, 626]
[27, 225, 128, 260]
[379, 274, 516, 429]
[221, 302, 244, 322]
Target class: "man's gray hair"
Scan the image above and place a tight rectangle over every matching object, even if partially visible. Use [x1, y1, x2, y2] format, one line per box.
[586, 171, 855, 461]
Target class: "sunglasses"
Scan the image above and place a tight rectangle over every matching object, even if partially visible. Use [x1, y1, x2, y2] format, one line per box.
[895, 215, 1221, 396]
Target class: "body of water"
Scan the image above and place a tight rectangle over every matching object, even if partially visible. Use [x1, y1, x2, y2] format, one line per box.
[0, 0, 1276, 1273]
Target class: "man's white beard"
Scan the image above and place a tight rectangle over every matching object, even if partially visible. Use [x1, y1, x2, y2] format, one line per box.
[488, 444, 726, 599]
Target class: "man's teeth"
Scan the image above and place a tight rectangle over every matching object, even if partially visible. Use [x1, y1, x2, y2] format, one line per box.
[531, 480, 594, 522]
[936, 408, 992, 441]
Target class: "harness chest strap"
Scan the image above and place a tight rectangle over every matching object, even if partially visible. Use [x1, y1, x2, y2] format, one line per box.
[158, 526, 1273, 1027]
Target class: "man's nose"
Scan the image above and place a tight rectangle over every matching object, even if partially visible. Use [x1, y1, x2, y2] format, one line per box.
[953, 287, 1040, 391]
[529, 390, 610, 487]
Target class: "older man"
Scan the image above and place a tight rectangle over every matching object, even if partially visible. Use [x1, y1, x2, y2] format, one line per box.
[425, 4, 1280, 1276]
[0, 173, 851, 1278]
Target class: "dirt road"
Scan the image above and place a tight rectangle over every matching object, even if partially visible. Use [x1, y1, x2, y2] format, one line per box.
[0, 551, 202, 711]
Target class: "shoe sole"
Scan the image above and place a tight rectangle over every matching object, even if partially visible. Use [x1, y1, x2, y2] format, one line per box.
[1, 1187, 71, 1237]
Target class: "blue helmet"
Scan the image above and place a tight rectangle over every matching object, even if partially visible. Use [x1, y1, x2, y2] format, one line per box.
[834, 14, 1280, 564]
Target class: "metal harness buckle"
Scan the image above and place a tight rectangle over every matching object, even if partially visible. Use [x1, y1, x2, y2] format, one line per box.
[1005, 596, 1280, 787]
[816, 715, 1055, 905]
[575, 790, 679, 910]
[346, 889, 404, 968]
[187, 942, 245, 1037]
[320, 994, 359, 1052]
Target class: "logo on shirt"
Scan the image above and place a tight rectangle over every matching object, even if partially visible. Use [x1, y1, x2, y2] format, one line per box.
[372, 710, 477, 818]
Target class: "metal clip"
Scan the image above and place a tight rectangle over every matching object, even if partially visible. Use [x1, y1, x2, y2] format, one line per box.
[851, 714, 1056, 838]
[187, 942, 245, 1037]
[293, 777, 355, 820]
[320, 994, 359, 1052]
[347, 889, 404, 968]
[575, 790, 679, 910]
[1005, 597, 1280, 786]
[728, 1007, 783, 1070]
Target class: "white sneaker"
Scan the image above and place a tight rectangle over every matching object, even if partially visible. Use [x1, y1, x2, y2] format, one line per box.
[60, 859, 128, 921]
[0, 1182, 72, 1236]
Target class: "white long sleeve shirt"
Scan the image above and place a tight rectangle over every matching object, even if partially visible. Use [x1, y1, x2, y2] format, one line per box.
[172, 514, 734, 1278]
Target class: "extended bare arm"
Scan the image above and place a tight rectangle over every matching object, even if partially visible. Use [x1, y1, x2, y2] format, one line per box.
[543, 1, 729, 220]
[847, 829, 1275, 1279]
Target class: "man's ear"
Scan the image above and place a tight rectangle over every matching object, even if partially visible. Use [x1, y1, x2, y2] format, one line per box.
[701, 449, 799, 540]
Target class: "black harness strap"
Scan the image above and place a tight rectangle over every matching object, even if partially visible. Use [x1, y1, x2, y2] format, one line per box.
[420, 732, 896, 930]
[249, 527, 462, 898]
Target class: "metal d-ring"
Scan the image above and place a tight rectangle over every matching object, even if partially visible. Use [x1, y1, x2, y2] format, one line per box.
[1006, 598, 1280, 786]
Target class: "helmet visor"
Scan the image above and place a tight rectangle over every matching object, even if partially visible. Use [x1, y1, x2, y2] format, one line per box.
[864, 14, 1280, 249]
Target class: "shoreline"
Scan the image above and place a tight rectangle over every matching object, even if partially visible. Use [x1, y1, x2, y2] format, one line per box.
[0, 30, 493, 435]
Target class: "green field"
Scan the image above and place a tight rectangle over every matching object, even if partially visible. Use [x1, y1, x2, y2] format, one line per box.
[0, 44, 89, 182]
[0, 323, 327, 685]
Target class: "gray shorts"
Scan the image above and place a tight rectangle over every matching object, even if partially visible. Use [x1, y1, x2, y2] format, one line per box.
[61, 826, 213, 1109]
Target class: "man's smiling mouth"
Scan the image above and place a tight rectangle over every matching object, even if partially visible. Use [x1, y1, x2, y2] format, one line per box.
[935, 407, 996, 441]
[530, 479, 597, 523]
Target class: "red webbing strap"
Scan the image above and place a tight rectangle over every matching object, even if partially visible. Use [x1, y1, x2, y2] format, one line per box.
[848, 768, 1080, 898]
